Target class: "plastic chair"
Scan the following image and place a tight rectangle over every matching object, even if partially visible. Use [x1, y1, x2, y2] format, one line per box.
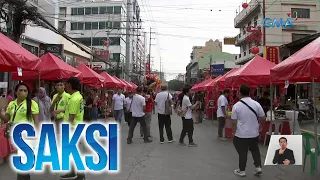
[302, 132, 320, 176]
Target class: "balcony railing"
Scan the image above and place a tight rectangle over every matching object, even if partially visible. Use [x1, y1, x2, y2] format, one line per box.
[235, 33, 249, 46]
[234, 0, 260, 28]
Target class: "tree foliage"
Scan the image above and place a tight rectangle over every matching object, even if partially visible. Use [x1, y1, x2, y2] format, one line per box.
[168, 79, 184, 91]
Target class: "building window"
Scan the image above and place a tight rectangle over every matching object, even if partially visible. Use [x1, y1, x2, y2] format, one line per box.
[85, 22, 91, 30]
[254, 16, 258, 27]
[99, 21, 106, 29]
[78, 8, 84, 15]
[244, 51, 247, 56]
[247, 21, 251, 27]
[292, 33, 310, 41]
[110, 37, 121, 45]
[242, 45, 247, 52]
[107, 6, 113, 14]
[78, 22, 84, 30]
[85, 7, 91, 15]
[21, 43, 39, 56]
[291, 8, 310, 18]
[113, 21, 121, 28]
[92, 22, 98, 29]
[112, 53, 121, 61]
[107, 21, 112, 28]
[114, 6, 121, 14]
[242, 27, 246, 35]
[71, 8, 77, 15]
[100, 7, 106, 14]
[71, 23, 77, 30]
[92, 7, 99, 14]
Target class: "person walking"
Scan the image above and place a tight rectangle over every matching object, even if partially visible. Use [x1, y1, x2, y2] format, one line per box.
[124, 91, 133, 127]
[33, 87, 52, 122]
[86, 89, 99, 121]
[179, 86, 198, 147]
[140, 87, 153, 138]
[231, 85, 265, 177]
[112, 88, 125, 124]
[61, 77, 86, 180]
[217, 89, 230, 140]
[154, 85, 174, 144]
[127, 87, 152, 144]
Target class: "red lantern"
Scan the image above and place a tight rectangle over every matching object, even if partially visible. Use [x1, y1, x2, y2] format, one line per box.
[242, 3, 248, 9]
[201, 56, 204, 58]
[103, 41, 109, 46]
[251, 46, 260, 54]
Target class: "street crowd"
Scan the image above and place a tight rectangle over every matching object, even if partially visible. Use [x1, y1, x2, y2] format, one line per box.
[0, 77, 272, 179]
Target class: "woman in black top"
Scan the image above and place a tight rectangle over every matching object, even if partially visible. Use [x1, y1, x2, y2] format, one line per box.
[86, 89, 99, 121]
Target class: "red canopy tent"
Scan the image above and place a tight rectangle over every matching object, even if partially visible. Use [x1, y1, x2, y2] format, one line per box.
[204, 75, 223, 91]
[191, 78, 213, 91]
[225, 56, 276, 88]
[77, 64, 105, 88]
[113, 76, 127, 89]
[270, 37, 320, 82]
[99, 72, 123, 88]
[215, 68, 239, 89]
[12, 53, 82, 81]
[130, 82, 138, 88]
[120, 79, 133, 91]
[0, 33, 41, 72]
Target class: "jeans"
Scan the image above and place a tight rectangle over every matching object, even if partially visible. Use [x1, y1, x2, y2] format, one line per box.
[218, 117, 226, 137]
[233, 136, 262, 171]
[114, 109, 124, 124]
[158, 113, 173, 142]
[199, 111, 204, 123]
[179, 118, 194, 143]
[140, 112, 152, 136]
[127, 116, 148, 141]
[90, 107, 98, 121]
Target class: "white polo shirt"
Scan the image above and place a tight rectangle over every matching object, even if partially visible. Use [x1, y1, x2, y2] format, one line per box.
[155, 91, 172, 114]
[182, 95, 192, 119]
[217, 94, 228, 117]
[113, 93, 125, 110]
[124, 97, 132, 112]
[231, 97, 265, 138]
[130, 94, 146, 117]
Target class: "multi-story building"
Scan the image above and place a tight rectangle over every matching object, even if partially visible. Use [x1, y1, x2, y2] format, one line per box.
[234, 0, 320, 65]
[58, 0, 145, 80]
[175, 73, 185, 82]
[190, 39, 222, 63]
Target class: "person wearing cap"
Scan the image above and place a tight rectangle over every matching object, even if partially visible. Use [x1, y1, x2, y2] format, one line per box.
[154, 84, 174, 144]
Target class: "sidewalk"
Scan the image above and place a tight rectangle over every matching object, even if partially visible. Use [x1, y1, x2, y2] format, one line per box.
[0, 114, 319, 180]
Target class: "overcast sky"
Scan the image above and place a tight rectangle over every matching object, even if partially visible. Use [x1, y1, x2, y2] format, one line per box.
[139, 0, 242, 80]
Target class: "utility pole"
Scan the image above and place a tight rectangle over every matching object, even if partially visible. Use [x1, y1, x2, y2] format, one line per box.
[148, 27, 152, 73]
[209, 54, 212, 78]
[125, 0, 132, 81]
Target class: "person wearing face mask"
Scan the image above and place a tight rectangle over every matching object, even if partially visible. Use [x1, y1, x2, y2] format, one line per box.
[0, 83, 39, 180]
[50, 79, 70, 133]
[33, 87, 52, 122]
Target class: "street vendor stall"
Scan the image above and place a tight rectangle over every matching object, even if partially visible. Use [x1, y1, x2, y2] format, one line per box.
[99, 72, 123, 88]
[77, 64, 105, 88]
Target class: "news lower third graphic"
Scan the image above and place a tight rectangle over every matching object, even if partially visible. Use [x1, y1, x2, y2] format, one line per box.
[9, 123, 119, 174]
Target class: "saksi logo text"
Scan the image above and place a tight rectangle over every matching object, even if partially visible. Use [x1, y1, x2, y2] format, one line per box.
[10, 123, 119, 173]
[262, 18, 294, 28]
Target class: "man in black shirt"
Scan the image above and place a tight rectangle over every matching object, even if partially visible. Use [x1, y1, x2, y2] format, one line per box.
[273, 137, 295, 165]
[258, 92, 271, 116]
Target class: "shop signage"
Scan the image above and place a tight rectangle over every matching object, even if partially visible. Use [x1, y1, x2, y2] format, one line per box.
[262, 12, 298, 28]
[223, 37, 236, 45]
[88, 62, 106, 71]
[94, 50, 109, 62]
[74, 56, 89, 66]
[265, 46, 279, 64]
[211, 64, 224, 76]
[208, 100, 214, 108]
[40, 44, 64, 59]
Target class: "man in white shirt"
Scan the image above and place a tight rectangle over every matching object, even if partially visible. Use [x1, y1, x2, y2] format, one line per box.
[179, 87, 198, 147]
[124, 91, 133, 127]
[127, 87, 152, 144]
[217, 89, 230, 140]
[154, 85, 174, 144]
[231, 85, 266, 177]
[112, 88, 125, 124]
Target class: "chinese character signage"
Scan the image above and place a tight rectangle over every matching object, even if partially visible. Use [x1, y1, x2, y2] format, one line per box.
[211, 64, 225, 76]
[265, 46, 279, 64]
[94, 50, 109, 62]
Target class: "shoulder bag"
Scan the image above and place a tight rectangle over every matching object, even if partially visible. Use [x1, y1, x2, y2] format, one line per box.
[239, 100, 258, 121]
[165, 93, 172, 115]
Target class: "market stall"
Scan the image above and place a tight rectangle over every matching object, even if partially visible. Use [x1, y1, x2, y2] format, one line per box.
[76, 64, 105, 88]
[99, 72, 123, 88]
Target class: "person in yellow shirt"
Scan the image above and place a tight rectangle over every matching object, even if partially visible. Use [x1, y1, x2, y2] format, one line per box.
[50, 79, 70, 134]
[0, 83, 39, 180]
[61, 77, 85, 180]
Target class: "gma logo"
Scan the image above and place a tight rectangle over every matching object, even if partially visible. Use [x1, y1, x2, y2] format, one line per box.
[262, 18, 294, 28]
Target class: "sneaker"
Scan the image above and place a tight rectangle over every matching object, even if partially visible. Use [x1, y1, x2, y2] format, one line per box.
[61, 172, 77, 179]
[127, 139, 132, 144]
[254, 167, 262, 175]
[179, 142, 186, 146]
[168, 139, 175, 143]
[188, 142, 198, 147]
[140, 134, 144, 139]
[234, 169, 246, 177]
[219, 137, 228, 141]
[75, 174, 86, 180]
[160, 141, 164, 144]
[144, 139, 153, 143]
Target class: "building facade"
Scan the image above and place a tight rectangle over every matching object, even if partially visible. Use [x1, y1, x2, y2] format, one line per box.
[190, 39, 222, 63]
[234, 0, 320, 65]
[175, 73, 185, 82]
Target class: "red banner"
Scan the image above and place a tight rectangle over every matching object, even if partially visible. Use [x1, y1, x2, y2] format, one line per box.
[94, 50, 109, 62]
[265, 46, 279, 64]
[145, 61, 151, 75]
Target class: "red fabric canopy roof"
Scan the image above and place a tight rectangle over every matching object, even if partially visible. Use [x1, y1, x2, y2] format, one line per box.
[77, 64, 105, 88]
[216, 68, 239, 89]
[204, 75, 224, 91]
[120, 79, 133, 91]
[225, 56, 276, 87]
[130, 82, 138, 88]
[12, 53, 82, 81]
[271, 37, 320, 82]
[99, 72, 123, 88]
[191, 78, 213, 91]
[113, 76, 127, 89]
[0, 32, 41, 72]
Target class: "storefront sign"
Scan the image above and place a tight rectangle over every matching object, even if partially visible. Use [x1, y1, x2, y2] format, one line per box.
[208, 100, 214, 108]
[211, 64, 224, 76]
[265, 46, 279, 64]
[94, 50, 109, 62]
[74, 56, 89, 66]
[40, 44, 64, 60]
[223, 37, 236, 45]
[88, 62, 106, 71]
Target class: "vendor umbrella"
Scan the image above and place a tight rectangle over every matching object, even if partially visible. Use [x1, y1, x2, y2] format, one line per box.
[12, 53, 82, 81]
[204, 75, 222, 91]
[77, 64, 105, 88]
[225, 56, 276, 88]
[130, 82, 138, 88]
[192, 78, 213, 92]
[99, 72, 123, 88]
[113, 76, 127, 89]
[0, 32, 41, 72]
[120, 79, 133, 91]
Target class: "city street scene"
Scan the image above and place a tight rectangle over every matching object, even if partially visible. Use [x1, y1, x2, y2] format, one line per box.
[0, 0, 320, 180]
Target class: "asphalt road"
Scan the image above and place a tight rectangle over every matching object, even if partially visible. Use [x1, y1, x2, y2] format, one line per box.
[0, 113, 319, 180]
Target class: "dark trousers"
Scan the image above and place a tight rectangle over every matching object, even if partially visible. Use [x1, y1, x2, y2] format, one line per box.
[233, 136, 262, 171]
[124, 112, 132, 127]
[17, 174, 30, 180]
[127, 116, 148, 141]
[218, 117, 226, 137]
[179, 118, 194, 143]
[158, 113, 173, 142]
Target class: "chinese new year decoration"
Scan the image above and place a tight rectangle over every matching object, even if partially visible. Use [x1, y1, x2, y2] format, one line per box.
[251, 46, 259, 54]
[247, 25, 262, 46]
[144, 74, 162, 92]
[242, 3, 248, 9]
